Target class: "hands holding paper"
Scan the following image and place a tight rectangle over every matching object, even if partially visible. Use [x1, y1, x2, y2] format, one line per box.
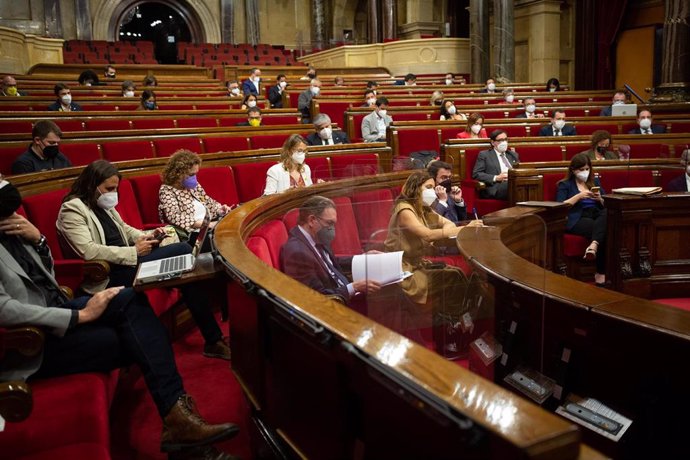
[353, 279, 382, 294]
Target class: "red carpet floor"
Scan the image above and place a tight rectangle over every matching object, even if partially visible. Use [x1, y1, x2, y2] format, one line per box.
[110, 317, 253, 460]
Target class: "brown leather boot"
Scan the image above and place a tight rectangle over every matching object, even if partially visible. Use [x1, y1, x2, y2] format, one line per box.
[161, 394, 239, 453]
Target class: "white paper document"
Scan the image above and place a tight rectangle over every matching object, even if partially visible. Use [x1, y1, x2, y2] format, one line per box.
[351, 251, 412, 286]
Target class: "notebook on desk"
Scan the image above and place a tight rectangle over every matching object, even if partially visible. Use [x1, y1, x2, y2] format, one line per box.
[134, 214, 211, 284]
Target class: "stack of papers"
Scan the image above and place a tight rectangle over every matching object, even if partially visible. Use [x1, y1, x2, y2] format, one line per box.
[612, 187, 662, 196]
[352, 251, 412, 286]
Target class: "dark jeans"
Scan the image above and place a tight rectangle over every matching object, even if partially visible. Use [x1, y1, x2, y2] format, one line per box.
[33, 289, 184, 417]
[108, 242, 222, 345]
[570, 207, 607, 274]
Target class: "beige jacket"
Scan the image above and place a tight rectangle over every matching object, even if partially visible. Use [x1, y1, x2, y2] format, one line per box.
[56, 197, 144, 292]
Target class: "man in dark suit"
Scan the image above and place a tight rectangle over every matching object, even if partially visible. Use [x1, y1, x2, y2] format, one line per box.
[515, 97, 544, 119]
[472, 129, 519, 200]
[241, 67, 261, 96]
[427, 160, 467, 224]
[268, 74, 287, 108]
[479, 78, 496, 94]
[46, 83, 82, 112]
[12, 120, 72, 175]
[0, 180, 240, 453]
[666, 149, 690, 192]
[280, 196, 380, 305]
[305, 113, 350, 146]
[297, 78, 321, 124]
[628, 109, 666, 134]
[538, 109, 577, 136]
[1, 75, 26, 96]
[235, 107, 262, 127]
[599, 91, 627, 116]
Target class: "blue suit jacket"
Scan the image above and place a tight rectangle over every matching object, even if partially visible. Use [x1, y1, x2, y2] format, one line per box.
[47, 101, 82, 112]
[627, 125, 666, 134]
[556, 177, 604, 230]
[432, 198, 467, 224]
[538, 124, 577, 136]
[241, 78, 260, 96]
[305, 130, 350, 146]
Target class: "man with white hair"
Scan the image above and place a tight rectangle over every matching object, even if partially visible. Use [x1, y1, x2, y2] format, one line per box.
[297, 78, 321, 124]
[305, 113, 350, 146]
[666, 149, 690, 192]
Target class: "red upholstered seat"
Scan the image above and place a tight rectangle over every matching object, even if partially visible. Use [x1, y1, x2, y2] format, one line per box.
[397, 129, 439, 158]
[54, 120, 85, 132]
[653, 298, 690, 312]
[330, 154, 379, 179]
[0, 145, 30, 175]
[85, 119, 131, 131]
[669, 121, 690, 134]
[563, 233, 589, 257]
[261, 115, 301, 125]
[628, 143, 669, 159]
[217, 117, 246, 128]
[101, 140, 154, 162]
[115, 178, 144, 229]
[498, 125, 529, 138]
[331, 197, 362, 256]
[281, 208, 299, 231]
[203, 136, 250, 153]
[0, 120, 33, 134]
[543, 172, 563, 201]
[351, 189, 394, 248]
[251, 219, 288, 269]
[250, 134, 290, 149]
[517, 145, 564, 163]
[128, 174, 163, 226]
[22, 189, 69, 258]
[158, 103, 194, 111]
[60, 143, 102, 166]
[461, 148, 508, 216]
[232, 161, 274, 203]
[197, 166, 240, 207]
[597, 169, 655, 191]
[154, 137, 202, 157]
[305, 156, 331, 181]
[315, 101, 351, 127]
[576, 123, 619, 136]
[246, 236, 273, 267]
[176, 118, 218, 129]
[131, 118, 175, 130]
[440, 127, 463, 142]
[394, 113, 429, 122]
[566, 144, 590, 158]
[15, 442, 111, 460]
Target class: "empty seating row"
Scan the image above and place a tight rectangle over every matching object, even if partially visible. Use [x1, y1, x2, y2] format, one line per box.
[178, 42, 297, 67]
[63, 40, 156, 65]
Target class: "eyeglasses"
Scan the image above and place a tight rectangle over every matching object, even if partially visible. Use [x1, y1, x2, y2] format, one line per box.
[317, 216, 336, 228]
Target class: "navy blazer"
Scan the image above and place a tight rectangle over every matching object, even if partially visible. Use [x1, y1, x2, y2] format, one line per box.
[241, 78, 260, 96]
[47, 101, 82, 112]
[280, 226, 352, 304]
[627, 125, 666, 135]
[538, 124, 577, 136]
[305, 130, 350, 146]
[268, 84, 283, 108]
[666, 174, 689, 192]
[432, 198, 467, 224]
[556, 177, 604, 230]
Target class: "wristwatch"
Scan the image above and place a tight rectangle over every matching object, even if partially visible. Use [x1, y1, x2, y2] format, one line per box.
[34, 234, 48, 251]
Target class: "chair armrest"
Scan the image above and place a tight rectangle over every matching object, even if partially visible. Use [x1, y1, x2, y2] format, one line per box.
[0, 381, 32, 422]
[60, 286, 74, 300]
[0, 327, 44, 361]
[83, 260, 111, 283]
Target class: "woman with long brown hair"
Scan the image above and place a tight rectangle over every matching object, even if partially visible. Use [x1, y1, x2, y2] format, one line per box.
[263, 134, 313, 195]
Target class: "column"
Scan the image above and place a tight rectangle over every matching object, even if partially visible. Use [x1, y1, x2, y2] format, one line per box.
[245, 0, 260, 46]
[367, 0, 380, 44]
[221, 0, 235, 44]
[516, 0, 562, 83]
[492, 0, 514, 81]
[74, 0, 92, 40]
[469, 0, 490, 84]
[653, 0, 690, 102]
[381, 0, 397, 41]
[43, 0, 62, 38]
[312, 0, 326, 50]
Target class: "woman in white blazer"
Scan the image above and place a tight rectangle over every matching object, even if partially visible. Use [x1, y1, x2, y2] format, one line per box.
[264, 134, 313, 195]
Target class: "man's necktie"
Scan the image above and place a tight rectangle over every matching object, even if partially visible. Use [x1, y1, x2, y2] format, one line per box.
[644, 129, 651, 134]
[500, 153, 512, 169]
[555, 129, 561, 136]
[316, 244, 347, 287]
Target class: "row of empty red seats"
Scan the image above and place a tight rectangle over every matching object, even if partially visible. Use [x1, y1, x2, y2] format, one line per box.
[178, 42, 297, 66]
[63, 40, 156, 65]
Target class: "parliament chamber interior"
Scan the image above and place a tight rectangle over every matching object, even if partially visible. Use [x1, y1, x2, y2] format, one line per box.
[1, 1, 689, 459]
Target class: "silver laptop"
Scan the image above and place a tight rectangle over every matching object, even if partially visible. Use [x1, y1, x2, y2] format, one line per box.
[135, 213, 211, 284]
[611, 103, 637, 117]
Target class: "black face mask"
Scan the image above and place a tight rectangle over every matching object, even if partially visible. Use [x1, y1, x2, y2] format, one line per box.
[43, 144, 59, 159]
[0, 181, 22, 219]
[307, 73, 316, 79]
[438, 179, 452, 193]
[596, 146, 608, 154]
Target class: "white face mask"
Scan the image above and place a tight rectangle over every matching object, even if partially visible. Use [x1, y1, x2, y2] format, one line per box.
[471, 124, 482, 134]
[505, 95, 514, 103]
[575, 171, 589, 182]
[445, 79, 453, 85]
[525, 104, 536, 113]
[279, 81, 287, 89]
[252, 76, 260, 83]
[230, 87, 240, 95]
[421, 188, 437, 206]
[495, 140, 508, 154]
[639, 118, 652, 129]
[367, 97, 376, 106]
[549, 87, 557, 92]
[310, 86, 320, 95]
[447, 105, 456, 115]
[613, 99, 625, 105]
[124, 90, 135, 98]
[487, 83, 496, 91]
[378, 109, 387, 117]
[97, 191, 118, 210]
[61, 94, 72, 105]
[553, 119, 566, 130]
[318, 127, 332, 140]
[291, 150, 306, 165]
[247, 100, 257, 108]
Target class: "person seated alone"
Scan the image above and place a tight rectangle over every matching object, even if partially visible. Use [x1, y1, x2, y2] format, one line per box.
[280, 195, 381, 306]
[297, 78, 321, 124]
[137, 89, 158, 111]
[47, 83, 82, 112]
[236, 107, 263, 127]
[121, 80, 136, 98]
[305, 113, 350, 146]
[628, 109, 666, 134]
[268, 74, 288, 108]
[538, 109, 577, 136]
[78, 69, 100, 87]
[1, 75, 25, 96]
[472, 129, 519, 200]
[12, 120, 72, 175]
[515, 97, 543, 118]
[361, 97, 392, 142]
[397, 73, 416, 86]
[666, 149, 690, 192]
[0, 179, 241, 455]
[361, 89, 377, 108]
[599, 91, 627, 117]
[479, 78, 497, 94]
[104, 64, 117, 79]
[226, 80, 241, 98]
[241, 68, 261, 96]
[142, 75, 158, 87]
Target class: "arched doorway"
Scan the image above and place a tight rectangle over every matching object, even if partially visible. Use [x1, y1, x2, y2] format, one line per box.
[118, 3, 192, 64]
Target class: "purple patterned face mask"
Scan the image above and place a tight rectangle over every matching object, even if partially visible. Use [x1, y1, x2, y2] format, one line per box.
[182, 175, 198, 189]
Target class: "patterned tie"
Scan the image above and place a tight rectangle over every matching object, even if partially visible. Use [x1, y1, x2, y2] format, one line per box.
[500, 153, 512, 169]
[555, 129, 561, 136]
[316, 243, 347, 287]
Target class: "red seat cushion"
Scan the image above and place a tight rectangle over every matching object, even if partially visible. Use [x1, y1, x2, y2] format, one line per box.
[543, 173, 563, 202]
[330, 154, 379, 179]
[60, 143, 101, 167]
[54, 120, 85, 132]
[197, 166, 240, 207]
[397, 129, 439, 158]
[0, 145, 29, 176]
[115, 178, 144, 229]
[305, 156, 331, 181]
[250, 134, 291, 150]
[628, 143, 669, 159]
[597, 169, 655, 191]
[128, 175, 163, 225]
[563, 233, 589, 257]
[517, 145, 563, 163]
[15, 442, 111, 460]
[131, 118, 175, 130]
[331, 197, 362, 256]
[246, 236, 273, 266]
[654, 298, 690, 312]
[351, 189, 394, 245]
[202, 136, 250, 153]
[576, 123, 619, 136]
[261, 115, 301, 125]
[154, 137, 201, 157]
[85, 119, 131, 131]
[282, 208, 299, 231]
[232, 161, 274, 203]
[176, 118, 218, 129]
[101, 140, 154, 162]
[251, 220, 288, 269]
[22, 189, 69, 259]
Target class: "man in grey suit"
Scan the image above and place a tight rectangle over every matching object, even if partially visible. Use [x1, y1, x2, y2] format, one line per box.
[0, 179, 239, 453]
[297, 78, 321, 123]
[472, 129, 519, 200]
[361, 97, 392, 142]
